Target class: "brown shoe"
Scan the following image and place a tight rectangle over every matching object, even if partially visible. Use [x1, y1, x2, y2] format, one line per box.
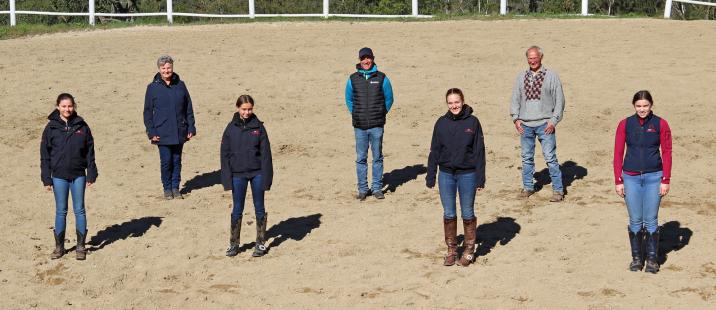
[518, 189, 535, 198]
[75, 230, 87, 261]
[443, 218, 458, 266]
[549, 192, 564, 202]
[51, 230, 65, 260]
[458, 218, 477, 267]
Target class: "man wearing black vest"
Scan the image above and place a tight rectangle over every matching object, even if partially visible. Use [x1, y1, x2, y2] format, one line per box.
[345, 47, 394, 201]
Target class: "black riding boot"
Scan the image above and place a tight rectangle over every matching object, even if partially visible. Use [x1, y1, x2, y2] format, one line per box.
[51, 230, 65, 260]
[75, 230, 87, 261]
[252, 214, 268, 257]
[644, 229, 660, 274]
[226, 217, 242, 257]
[628, 228, 644, 271]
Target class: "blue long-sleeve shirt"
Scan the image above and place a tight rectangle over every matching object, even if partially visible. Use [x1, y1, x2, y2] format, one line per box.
[345, 64, 394, 113]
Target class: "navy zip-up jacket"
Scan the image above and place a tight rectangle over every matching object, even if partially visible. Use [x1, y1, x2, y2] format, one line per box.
[426, 105, 486, 188]
[40, 110, 98, 186]
[143, 72, 196, 145]
[220, 113, 273, 191]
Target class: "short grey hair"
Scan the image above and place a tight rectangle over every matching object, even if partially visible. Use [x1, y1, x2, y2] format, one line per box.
[525, 46, 543, 58]
[157, 55, 174, 67]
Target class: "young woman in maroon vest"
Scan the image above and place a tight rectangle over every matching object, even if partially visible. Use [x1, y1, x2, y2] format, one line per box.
[613, 90, 672, 274]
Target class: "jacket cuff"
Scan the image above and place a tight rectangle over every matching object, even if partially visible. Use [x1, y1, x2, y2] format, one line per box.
[661, 177, 670, 184]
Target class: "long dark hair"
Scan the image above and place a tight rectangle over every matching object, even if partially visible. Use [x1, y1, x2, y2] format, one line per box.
[632, 90, 653, 106]
[236, 94, 254, 107]
[445, 88, 464, 102]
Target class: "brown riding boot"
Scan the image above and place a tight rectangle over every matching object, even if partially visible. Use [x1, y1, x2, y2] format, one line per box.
[443, 218, 458, 266]
[226, 217, 242, 257]
[252, 214, 268, 257]
[75, 230, 87, 261]
[51, 230, 65, 260]
[458, 218, 477, 266]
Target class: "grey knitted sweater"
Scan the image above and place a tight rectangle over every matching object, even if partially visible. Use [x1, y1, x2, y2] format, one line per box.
[510, 66, 565, 127]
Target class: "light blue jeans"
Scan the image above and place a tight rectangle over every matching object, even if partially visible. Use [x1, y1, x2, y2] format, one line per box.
[438, 171, 477, 220]
[354, 127, 384, 194]
[52, 176, 87, 235]
[520, 122, 563, 193]
[623, 171, 662, 234]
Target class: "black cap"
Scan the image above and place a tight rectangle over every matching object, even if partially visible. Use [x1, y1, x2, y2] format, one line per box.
[358, 47, 374, 59]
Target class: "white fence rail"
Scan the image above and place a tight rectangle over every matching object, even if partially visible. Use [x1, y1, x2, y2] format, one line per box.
[2, 0, 434, 26]
[664, 0, 716, 18]
[2, 0, 608, 27]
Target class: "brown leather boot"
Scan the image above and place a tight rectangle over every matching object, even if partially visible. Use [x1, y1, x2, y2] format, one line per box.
[443, 218, 458, 266]
[75, 230, 87, 261]
[51, 230, 65, 260]
[458, 218, 477, 266]
[252, 214, 268, 257]
[226, 217, 242, 257]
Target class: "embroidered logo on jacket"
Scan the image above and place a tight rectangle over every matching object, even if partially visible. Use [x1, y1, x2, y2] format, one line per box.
[465, 128, 475, 134]
[74, 129, 85, 135]
[646, 124, 657, 133]
[251, 130, 260, 136]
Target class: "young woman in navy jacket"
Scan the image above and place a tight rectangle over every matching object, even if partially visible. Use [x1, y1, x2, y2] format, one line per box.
[613, 90, 672, 274]
[426, 88, 486, 267]
[221, 95, 273, 258]
[40, 93, 98, 260]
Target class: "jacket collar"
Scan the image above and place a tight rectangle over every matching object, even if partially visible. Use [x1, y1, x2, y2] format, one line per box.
[153, 72, 180, 86]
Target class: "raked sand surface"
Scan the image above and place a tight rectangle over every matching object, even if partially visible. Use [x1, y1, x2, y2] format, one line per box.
[1, 19, 715, 308]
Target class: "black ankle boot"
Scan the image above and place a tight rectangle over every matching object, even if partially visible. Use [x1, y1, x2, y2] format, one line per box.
[226, 217, 242, 257]
[644, 229, 660, 274]
[75, 230, 87, 261]
[628, 229, 644, 271]
[51, 230, 65, 260]
[252, 214, 268, 257]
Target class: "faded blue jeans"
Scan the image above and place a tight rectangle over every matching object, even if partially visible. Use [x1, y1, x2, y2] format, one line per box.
[158, 144, 183, 191]
[438, 170, 477, 220]
[623, 171, 662, 234]
[520, 122, 563, 193]
[52, 176, 87, 235]
[354, 127, 384, 194]
[231, 175, 266, 223]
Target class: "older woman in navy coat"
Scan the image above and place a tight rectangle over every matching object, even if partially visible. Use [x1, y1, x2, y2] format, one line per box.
[143, 55, 196, 199]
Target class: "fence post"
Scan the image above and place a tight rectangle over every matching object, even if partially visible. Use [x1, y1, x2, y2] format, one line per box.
[412, 0, 418, 16]
[249, 0, 255, 19]
[581, 0, 588, 16]
[9, 0, 16, 26]
[167, 0, 173, 23]
[89, 0, 95, 26]
[500, 0, 507, 15]
[664, 0, 673, 18]
[323, 0, 329, 18]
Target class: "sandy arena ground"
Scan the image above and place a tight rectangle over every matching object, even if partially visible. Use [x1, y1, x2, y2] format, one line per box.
[1, 19, 715, 308]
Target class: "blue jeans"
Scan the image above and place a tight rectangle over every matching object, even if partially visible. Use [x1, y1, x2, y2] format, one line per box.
[520, 123, 563, 193]
[438, 171, 477, 220]
[354, 127, 384, 194]
[52, 176, 87, 234]
[158, 144, 184, 191]
[623, 171, 662, 234]
[231, 175, 266, 223]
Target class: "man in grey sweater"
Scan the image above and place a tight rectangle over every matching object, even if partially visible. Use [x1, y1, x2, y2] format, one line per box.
[510, 46, 565, 202]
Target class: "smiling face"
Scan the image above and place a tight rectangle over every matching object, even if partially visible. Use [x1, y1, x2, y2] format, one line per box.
[237, 102, 254, 120]
[526, 48, 542, 72]
[158, 62, 174, 82]
[633, 99, 652, 118]
[447, 93, 464, 115]
[360, 56, 374, 70]
[57, 99, 75, 120]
